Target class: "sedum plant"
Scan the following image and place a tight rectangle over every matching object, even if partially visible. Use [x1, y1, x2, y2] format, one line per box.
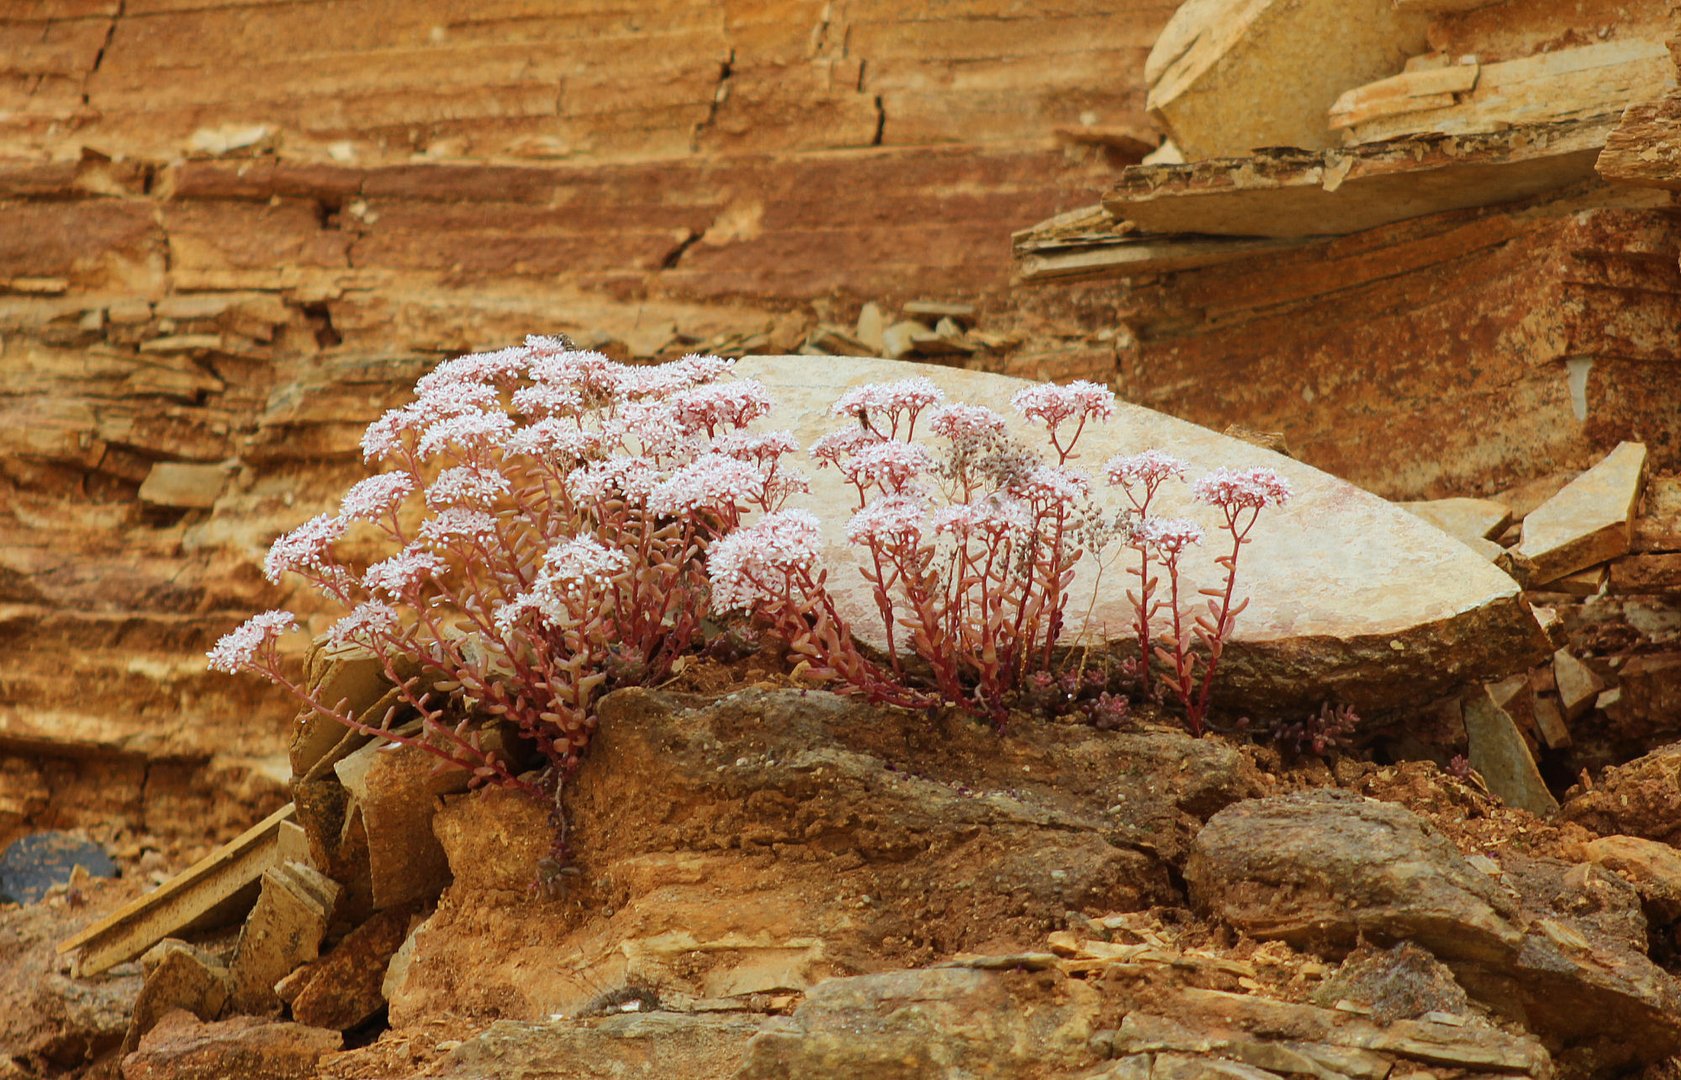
[211, 340, 1292, 809]
[209, 338, 805, 795]
[707, 377, 1292, 731]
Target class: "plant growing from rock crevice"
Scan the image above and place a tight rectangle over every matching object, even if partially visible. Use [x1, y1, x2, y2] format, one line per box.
[210, 339, 805, 803]
[211, 341, 1294, 822]
[710, 376, 1292, 733]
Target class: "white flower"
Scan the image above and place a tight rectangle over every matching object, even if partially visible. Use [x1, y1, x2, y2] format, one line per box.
[327, 601, 399, 648]
[1105, 450, 1187, 491]
[264, 514, 347, 584]
[419, 508, 499, 546]
[932, 497, 1032, 539]
[713, 430, 799, 465]
[844, 440, 934, 494]
[929, 403, 1008, 446]
[414, 346, 530, 398]
[415, 410, 515, 460]
[506, 418, 609, 461]
[1192, 467, 1292, 511]
[494, 537, 627, 631]
[831, 378, 945, 425]
[1134, 516, 1203, 557]
[567, 456, 660, 504]
[846, 494, 929, 546]
[707, 510, 823, 611]
[363, 547, 448, 598]
[425, 466, 512, 510]
[206, 610, 296, 672]
[648, 453, 767, 516]
[669, 379, 774, 434]
[1010, 380, 1115, 429]
[511, 382, 585, 418]
[339, 472, 417, 522]
[1009, 464, 1092, 504]
[810, 427, 884, 465]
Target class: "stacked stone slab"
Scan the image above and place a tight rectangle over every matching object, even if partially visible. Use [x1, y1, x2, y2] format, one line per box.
[1017, 0, 1681, 501]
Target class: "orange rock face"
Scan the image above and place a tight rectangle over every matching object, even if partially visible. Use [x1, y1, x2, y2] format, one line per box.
[0, 0, 1174, 768]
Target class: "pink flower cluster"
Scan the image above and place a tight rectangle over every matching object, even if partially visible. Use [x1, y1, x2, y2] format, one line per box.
[217, 339, 1295, 811]
[213, 338, 807, 804]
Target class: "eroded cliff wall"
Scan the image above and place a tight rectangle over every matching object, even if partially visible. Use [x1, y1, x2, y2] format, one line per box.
[0, 1, 1170, 799]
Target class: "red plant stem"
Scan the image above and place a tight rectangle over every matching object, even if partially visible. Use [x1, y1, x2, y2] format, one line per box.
[1190, 505, 1258, 727]
[1158, 548, 1203, 736]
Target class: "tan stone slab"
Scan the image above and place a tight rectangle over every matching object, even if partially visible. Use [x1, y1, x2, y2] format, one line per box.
[1329, 61, 1479, 133]
[230, 861, 340, 1013]
[1545, 565, 1608, 598]
[1517, 441, 1646, 585]
[1553, 649, 1608, 722]
[137, 462, 226, 509]
[1144, 0, 1428, 159]
[335, 741, 468, 910]
[1342, 41, 1674, 144]
[1400, 498, 1513, 546]
[1494, 470, 1582, 524]
[736, 356, 1544, 712]
[58, 802, 294, 977]
[1531, 694, 1571, 750]
[1104, 118, 1613, 239]
[1463, 686, 1559, 817]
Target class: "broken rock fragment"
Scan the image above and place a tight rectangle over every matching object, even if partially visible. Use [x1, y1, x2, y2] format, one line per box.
[1516, 441, 1646, 585]
[121, 940, 232, 1055]
[229, 861, 340, 1013]
[1186, 790, 1525, 962]
[1461, 686, 1558, 816]
[120, 1010, 341, 1080]
[1189, 792, 1681, 1068]
[1144, 0, 1428, 159]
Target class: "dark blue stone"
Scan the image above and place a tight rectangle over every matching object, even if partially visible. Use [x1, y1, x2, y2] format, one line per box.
[0, 832, 118, 905]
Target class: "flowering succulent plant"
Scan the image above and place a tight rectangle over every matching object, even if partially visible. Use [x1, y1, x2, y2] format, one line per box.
[709, 375, 1291, 732]
[212, 340, 1292, 817]
[210, 338, 804, 798]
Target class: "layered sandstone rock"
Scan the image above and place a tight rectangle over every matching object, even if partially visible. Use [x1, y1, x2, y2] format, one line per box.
[0, 0, 1174, 775]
